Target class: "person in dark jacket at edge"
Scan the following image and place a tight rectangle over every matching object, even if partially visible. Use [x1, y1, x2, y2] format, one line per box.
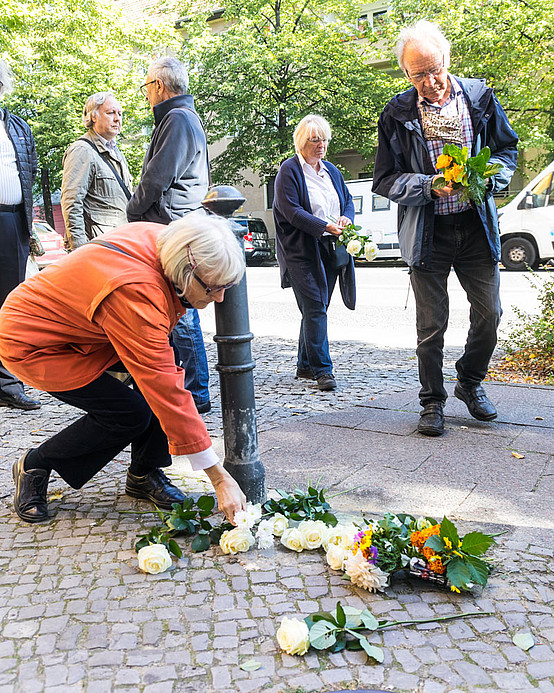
[373, 20, 518, 437]
[0, 58, 40, 411]
[127, 57, 212, 415]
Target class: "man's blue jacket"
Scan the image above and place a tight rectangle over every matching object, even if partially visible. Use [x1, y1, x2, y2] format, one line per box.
[372, 77, 518, 268]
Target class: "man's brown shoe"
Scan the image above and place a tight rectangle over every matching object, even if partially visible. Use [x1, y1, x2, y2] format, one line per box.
[13, 451, 50, 523]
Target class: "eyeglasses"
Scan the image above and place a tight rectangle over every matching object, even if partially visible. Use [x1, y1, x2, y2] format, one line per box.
[139, 79, 157, 97]
[407, 57, 445, 83]
[307, 137, 328, 144]
[186, 245, 236, 295]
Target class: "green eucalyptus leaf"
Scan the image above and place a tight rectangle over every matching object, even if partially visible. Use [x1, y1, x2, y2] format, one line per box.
[309, 620, 337, 650]
[322, 512, 338, 527]
[360, 609, 379, 631]
[513, 632, 535, 651]
[342, 606, 363, 628]
[239, 660, 262, 671]
[359, 636, 385, 663]
[191, 533, 211, 553]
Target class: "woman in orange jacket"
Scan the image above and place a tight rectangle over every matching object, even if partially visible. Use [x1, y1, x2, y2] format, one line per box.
[0, 212, 247, 524]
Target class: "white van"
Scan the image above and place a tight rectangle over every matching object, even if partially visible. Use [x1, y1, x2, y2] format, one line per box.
[497, 161, 554, 270]
[345, 179, 401, 260]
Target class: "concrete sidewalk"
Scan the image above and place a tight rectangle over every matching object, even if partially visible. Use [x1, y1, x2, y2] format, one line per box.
[0, 338, 553, 693]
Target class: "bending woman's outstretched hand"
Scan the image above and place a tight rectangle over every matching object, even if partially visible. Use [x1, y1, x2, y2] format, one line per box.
[204, 463, 247, 525]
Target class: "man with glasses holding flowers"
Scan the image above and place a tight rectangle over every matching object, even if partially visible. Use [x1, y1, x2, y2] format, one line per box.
[373, 20, 518, 436]
[0, 213, 247, 526]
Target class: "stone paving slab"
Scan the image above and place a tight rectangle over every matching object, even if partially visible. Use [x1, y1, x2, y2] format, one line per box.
[0, 336, 553, 692]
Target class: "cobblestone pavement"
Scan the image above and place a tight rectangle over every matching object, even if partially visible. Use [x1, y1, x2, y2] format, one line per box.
[0, 336, 553, 693]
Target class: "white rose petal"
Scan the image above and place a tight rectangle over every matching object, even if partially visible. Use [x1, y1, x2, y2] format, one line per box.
[322, 523, 357, 551]
[326, 544, 347, 571]
[280, 527, 304, 552]
[220, 527, 255, 555]
[137, 544, 172, 574]
[271, 513, 289, 536]
[298, 519, 328, 550]
[276, 617, 310, 656]
[346, 239, 362, 256]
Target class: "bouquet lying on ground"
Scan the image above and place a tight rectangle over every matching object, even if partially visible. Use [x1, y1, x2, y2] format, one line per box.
[333, 221, 378, 261]
[433, 144, 504, 204]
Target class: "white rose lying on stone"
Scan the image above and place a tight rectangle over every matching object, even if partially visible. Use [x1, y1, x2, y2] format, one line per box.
[276, 616, 310, 656]
[280, 527, 304, 552]
[220, 527, 255, 555]
[326, 543, 347, 571]
[137, 544, 172, 574]
[298, 519, 328, 550]
[322, 523, 357, 551]
[271, 513, 289, 536]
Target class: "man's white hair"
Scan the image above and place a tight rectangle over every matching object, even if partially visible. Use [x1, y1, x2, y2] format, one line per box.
[396, 20, 451, 73]
[293, 114, 332, 154]
[82, 92, 117, 129]
[157, 211, 245, 296]
[148, 57, 189, 96]
[0, 59, 14, 98]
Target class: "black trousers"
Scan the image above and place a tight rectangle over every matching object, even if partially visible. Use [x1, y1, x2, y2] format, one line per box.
[33, 372, 171, 489]
[0, 206, 29, 395]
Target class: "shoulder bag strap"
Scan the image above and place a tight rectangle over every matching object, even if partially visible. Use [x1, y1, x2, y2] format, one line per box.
[77, 137, 132, 200]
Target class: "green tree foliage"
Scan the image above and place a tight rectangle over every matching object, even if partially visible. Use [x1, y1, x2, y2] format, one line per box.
[1, 0, 179, 190]
[179, 0, 404, 184]
[386, 0, 554, 161]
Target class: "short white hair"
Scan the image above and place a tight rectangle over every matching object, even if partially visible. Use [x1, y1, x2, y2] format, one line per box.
[157, 211, 245, 296]
[293, 115, 332, 154]
[396, 20, 451, 73]
[0, 59, 14, 98]
[82, 92, 117, 129]
[148, 57, 189, 95]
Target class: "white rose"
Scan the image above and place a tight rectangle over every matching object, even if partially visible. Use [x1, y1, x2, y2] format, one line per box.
[276, 617, 310, 656]
[271, 513, 289, 536]
[280, 527, 304, 552]
[298, 520, 328, 550]
[322, 523, 357, 551]
[326, 544, 347, 571]
[220, 527, 255, 555]
[364, 241, 378, 262]
[346, 239, 362, 256]
[137, 544, 172, 574]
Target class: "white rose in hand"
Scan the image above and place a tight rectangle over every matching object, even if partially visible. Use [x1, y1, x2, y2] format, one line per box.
[280, 527, 304, 552]
[346, 239, 362, 256]
[137, 544, 172, 574]
[276, 616, 310, 656]
[364, 241, 378, 262]
[220, 527, 255, 555]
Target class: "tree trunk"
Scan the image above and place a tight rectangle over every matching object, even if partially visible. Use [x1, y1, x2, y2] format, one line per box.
[40, 167, 55, 228]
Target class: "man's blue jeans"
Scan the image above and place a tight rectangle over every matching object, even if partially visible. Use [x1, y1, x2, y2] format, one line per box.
[170, 309, 210, 406]
[410, 209, 502, 407]
[287, 253, 338, 378]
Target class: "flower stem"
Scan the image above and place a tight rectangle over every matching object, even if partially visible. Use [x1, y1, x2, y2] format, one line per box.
[376, 611, 493, 630]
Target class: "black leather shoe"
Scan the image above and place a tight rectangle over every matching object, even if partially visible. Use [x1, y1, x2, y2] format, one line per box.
[126, 468, 187, 510]
[317, 373, 337, 391]
[195, 401, 211, 414]
[418, 403, 445, 437]
[295, 368, 315, 380]
[0, 391, 41, 411]
[12, 451, 49, 523]
[454, 383, 497, 421]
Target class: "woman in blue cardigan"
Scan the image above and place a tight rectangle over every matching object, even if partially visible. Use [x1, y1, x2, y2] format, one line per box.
[273, 115, 356, 391]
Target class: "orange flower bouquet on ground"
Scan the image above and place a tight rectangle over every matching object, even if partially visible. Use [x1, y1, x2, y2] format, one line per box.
[432, 144, 504, 204]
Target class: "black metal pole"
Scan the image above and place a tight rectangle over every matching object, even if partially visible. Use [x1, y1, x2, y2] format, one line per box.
[202, 187, 266, 503]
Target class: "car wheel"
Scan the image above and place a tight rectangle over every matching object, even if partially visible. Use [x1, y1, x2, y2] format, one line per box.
[501, 237, 538, 271]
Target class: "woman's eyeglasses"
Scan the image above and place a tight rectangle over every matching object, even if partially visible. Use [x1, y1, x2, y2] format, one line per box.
[186, 245, 235, 295]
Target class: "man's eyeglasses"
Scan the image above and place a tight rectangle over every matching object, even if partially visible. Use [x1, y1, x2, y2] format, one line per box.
[139, 79, 157, 97]
[307, 137, 328, 144]
[186, 245, 235, 295]
[407, 57, 445, 83]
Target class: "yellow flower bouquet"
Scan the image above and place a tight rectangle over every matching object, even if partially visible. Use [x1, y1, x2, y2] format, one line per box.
[432, 144, 504, 204]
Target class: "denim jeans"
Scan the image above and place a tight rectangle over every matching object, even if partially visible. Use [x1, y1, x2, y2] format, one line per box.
[410, 209, 502, 407]
[170, 309, 210, 405]
[288, 250, 338, 378]
[31, 372, 171, 489]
